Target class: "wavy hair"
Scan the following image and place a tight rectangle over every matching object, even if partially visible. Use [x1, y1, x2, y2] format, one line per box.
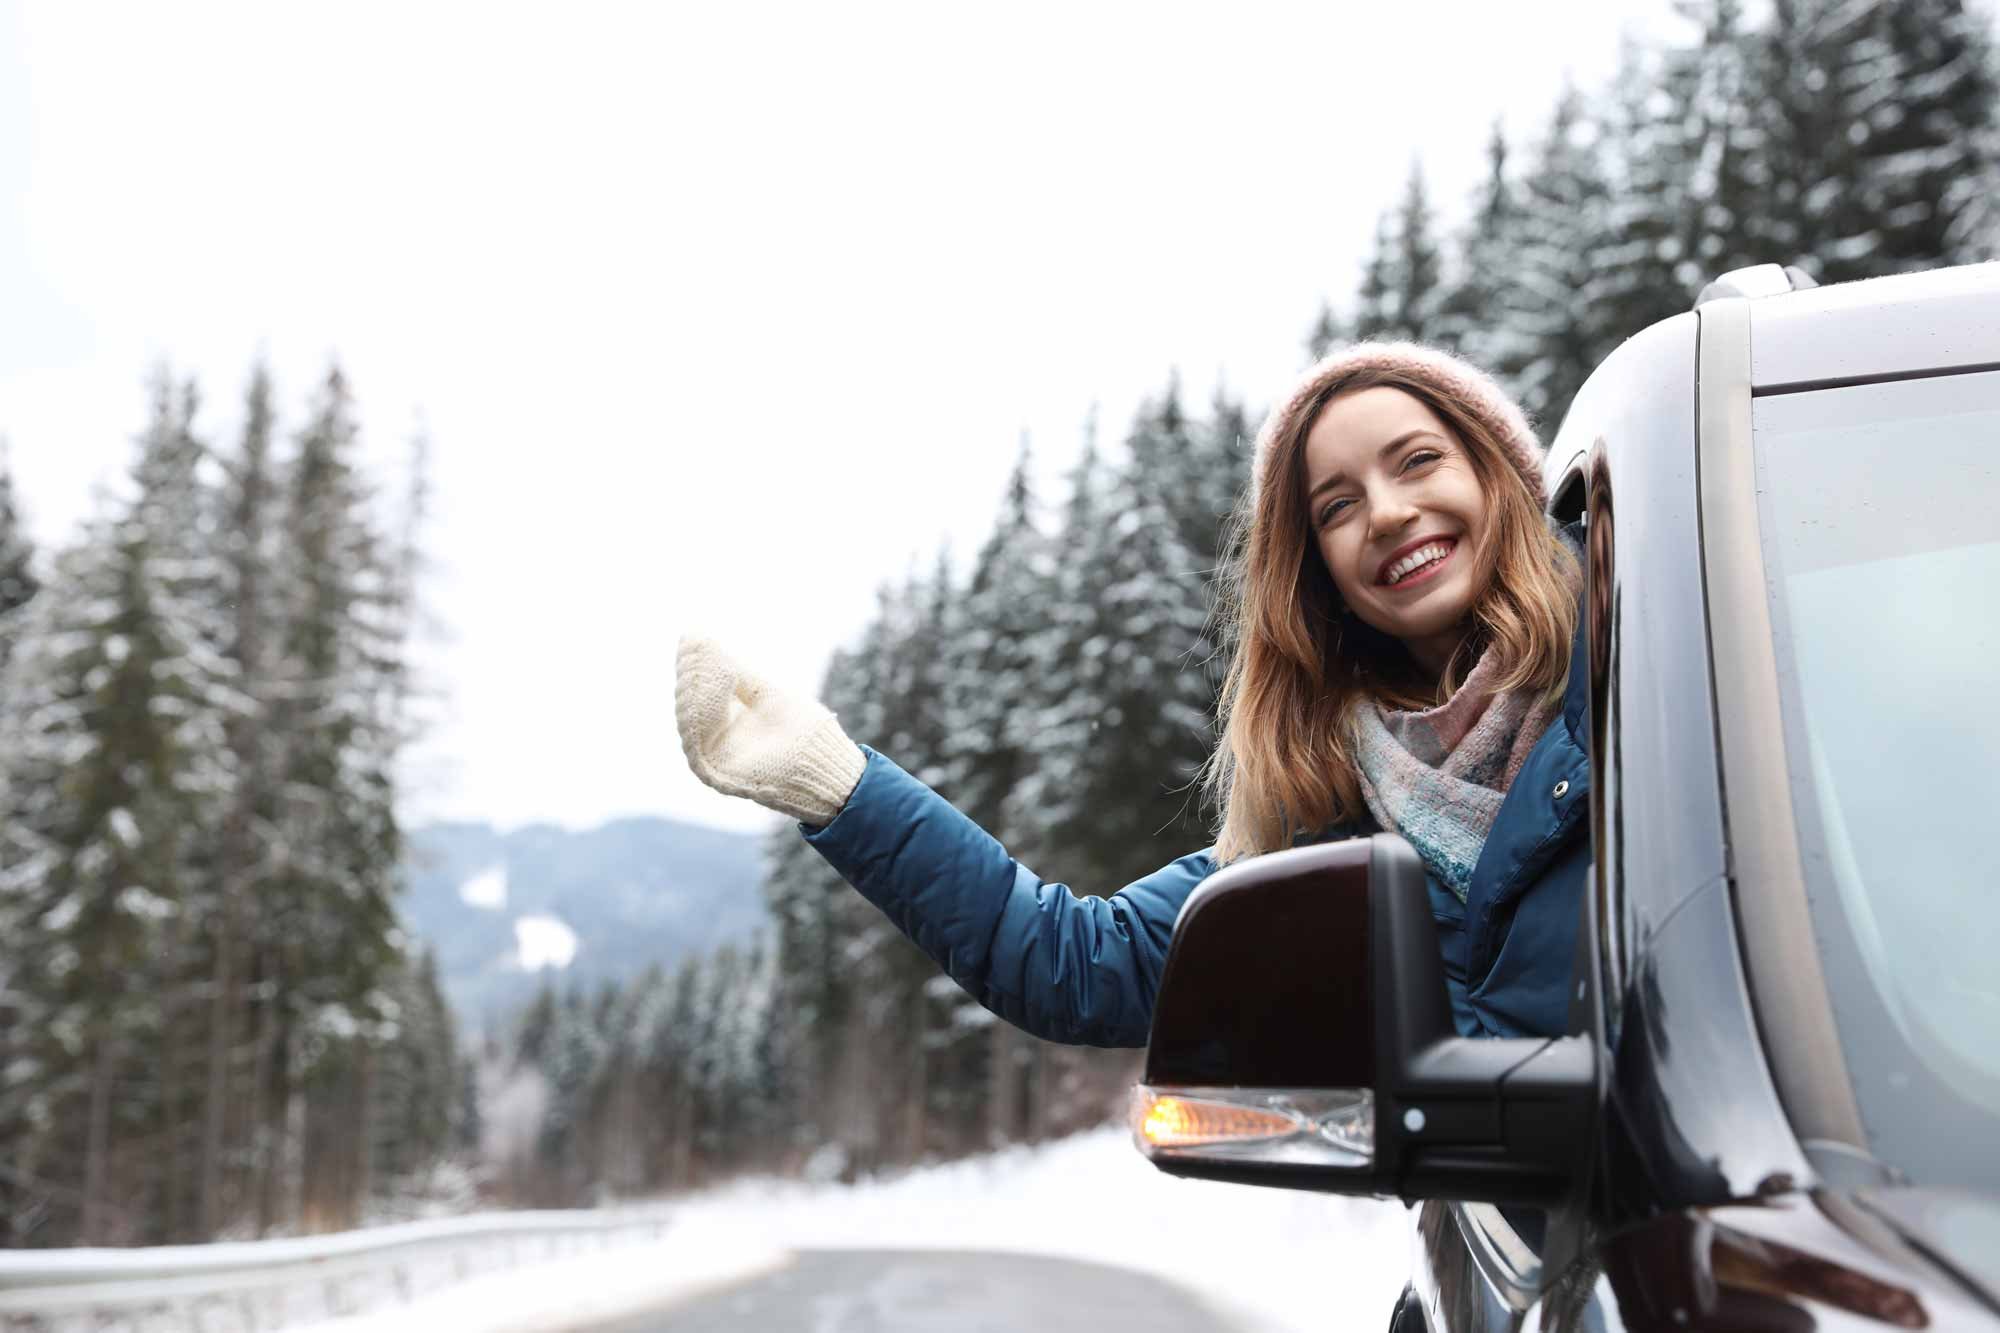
[1201, 360, 1578, 865]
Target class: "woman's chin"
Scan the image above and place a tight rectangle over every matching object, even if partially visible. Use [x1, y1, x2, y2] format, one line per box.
[1376, 590, 1477, 644]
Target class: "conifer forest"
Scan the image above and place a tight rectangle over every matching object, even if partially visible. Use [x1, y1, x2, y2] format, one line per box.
[2, 0, 1998, 1247]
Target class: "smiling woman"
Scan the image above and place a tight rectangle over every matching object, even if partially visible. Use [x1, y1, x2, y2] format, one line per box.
[677, 340, 1590, 1044]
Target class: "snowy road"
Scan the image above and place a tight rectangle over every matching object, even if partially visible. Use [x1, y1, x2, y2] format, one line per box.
[586, 1248, 1246, 1332]
[295, 1127, 1408, 1333]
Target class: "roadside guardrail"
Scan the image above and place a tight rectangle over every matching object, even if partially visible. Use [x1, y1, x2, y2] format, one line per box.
[0, 1206, 675, 1332]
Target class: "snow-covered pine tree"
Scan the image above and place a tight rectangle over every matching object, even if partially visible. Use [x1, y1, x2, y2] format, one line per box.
[0, 441, 39, 680]
[1584, 38, 1712, 342]
[1435, 123, 1522, 367]
[0, 444, 37, 1243]
[1304, 301, 1347, 361]
[856, 563, 960, 1162]
[1849, 0, 1999, 273]
[262, 365, 410, 1233]
[365, 946, 458, 1205]
[527, 983, 604, 1204]
[1753, 0, 1887, 277]
[637, 957, 702, 1188]
[1488, 86, 1619, 431]
[592, 964, 661, 1194]
[758, 812, 844, 1164]
[1661, 0, 1769, 290]
[1351, 166, 1446, 344]
[941, 437, 1048, 840]
[199, 363, 282, 1237]
[1002, 422, 1108, 882]
[1352, 215, 1398, 341]
[934, 440, 1051, 1148]
[1009, 389, 1215, 898]
[1393, 165, 1446, 341]
[0, 373, 235, 1245]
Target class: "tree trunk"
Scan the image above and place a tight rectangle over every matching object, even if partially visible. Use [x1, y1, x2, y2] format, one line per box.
[904, 992, 928, 1163]
[352, 1042, 375, 1224]
[159, 918, 192, 1243]
[985, 1024, 1018, 1148]
[81, 1035, 115, 1244]
[1026, 1040, 1050, 1145]
[249, 950, 280, 1236]
[199, 856, 247, 1237]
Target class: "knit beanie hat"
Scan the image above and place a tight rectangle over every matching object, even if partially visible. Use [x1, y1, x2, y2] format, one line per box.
[1252, 341, 1546, 508]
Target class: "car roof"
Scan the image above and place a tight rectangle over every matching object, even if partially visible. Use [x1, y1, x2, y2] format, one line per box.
[1541, 261, 2000, 510]
[1751, 260, 2000, 392]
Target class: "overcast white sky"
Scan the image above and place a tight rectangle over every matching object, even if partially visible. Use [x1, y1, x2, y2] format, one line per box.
[1, 1, 1679, 836]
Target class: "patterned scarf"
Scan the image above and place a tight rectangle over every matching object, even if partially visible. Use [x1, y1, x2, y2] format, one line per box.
[1352, 649, 1564, 902]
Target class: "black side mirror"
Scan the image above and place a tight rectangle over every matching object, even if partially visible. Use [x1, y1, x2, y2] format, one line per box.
[1131, 834, 1595, 1206]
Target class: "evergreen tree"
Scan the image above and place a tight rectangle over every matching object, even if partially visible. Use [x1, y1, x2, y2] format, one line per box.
[1852, 0, 1999, 273]
[1352, 165, 1445, 344]
[1009, 395, 1216, 894]
[200, 363, 281, 1236]
[263, 365, 409, 1232]
[1754, 0, 1889, 276]
[0, 373, 235, 1243]
[1352, 215, 1398, 340]
[941, 437, 1049, 839]
[1435, 123, 1522, 364]
[0, 441, 39, 679]
[1667, 0, 1768, 285]
[1304, 301, 1346, 360]
[1393, 164, 1445, 340]
[1588, 38, 1709, 343]
[368, 947, 458, 1192]
[1487, 87, 1618, 429]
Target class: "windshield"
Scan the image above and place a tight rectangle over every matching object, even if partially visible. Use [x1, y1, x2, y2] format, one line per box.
[1752, 368, 2000, 1186]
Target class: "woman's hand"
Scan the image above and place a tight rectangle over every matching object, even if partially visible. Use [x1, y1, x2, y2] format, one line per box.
[674, 635, 867, 826]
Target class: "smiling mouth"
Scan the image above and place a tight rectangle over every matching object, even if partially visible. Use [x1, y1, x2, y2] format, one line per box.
[1379, 539, 1457, 588]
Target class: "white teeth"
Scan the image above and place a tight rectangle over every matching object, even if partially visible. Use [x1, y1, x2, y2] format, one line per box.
[1385, 542, 1452, 585]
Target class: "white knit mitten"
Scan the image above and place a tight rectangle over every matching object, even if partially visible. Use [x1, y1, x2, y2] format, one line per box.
[674, 635, 867, 826]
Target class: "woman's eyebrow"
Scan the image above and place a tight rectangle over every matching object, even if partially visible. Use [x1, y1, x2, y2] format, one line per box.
[1307, 429, 1444, 499]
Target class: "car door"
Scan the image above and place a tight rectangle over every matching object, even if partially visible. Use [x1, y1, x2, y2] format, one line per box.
[1412, 309, 1717, 1333]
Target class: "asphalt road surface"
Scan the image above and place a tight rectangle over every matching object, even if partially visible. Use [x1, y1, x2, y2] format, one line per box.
[589, 1248, 1251, 1332]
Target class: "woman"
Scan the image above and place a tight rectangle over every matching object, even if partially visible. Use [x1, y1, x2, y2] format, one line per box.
[676, 342, 1588, 1046]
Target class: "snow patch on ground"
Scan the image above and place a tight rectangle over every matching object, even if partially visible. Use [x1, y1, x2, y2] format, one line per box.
[512, 914, 577, 970]
[299, 1126, 1410, 1332]
[663, 1126, 1410, 1333]
[458, 863, 507, 910]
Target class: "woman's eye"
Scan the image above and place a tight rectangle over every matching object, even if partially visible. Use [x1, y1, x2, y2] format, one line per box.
[1318, 497, 1353, 526]
[1401, 449, 1442, 472]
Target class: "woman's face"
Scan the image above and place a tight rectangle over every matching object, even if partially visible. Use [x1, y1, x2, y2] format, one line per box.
[1301, 385, 1492, 678]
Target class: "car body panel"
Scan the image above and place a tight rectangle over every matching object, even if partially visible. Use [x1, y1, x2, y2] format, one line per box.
[1599, 1190, 1997, 1329]
[1749, 261, 2000, 392]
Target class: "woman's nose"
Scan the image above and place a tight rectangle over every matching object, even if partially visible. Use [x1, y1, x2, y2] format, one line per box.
[1367, 494, 1419, 539]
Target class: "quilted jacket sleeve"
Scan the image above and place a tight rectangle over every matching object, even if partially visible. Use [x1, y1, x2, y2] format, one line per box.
[801, 747, 1214, 1048]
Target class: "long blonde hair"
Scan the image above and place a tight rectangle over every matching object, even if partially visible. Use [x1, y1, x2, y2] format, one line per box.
[1202, 360, 1578, 865]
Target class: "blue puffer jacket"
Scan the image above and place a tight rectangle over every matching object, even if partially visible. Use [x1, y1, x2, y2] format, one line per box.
[803, 605, 1590, 1047]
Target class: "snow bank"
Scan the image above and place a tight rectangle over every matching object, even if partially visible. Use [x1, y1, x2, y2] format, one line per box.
[667, 1126, 1410, 1333]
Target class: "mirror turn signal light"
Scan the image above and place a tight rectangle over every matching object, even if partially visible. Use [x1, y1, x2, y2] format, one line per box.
[1129, 1086, 1374, 1167]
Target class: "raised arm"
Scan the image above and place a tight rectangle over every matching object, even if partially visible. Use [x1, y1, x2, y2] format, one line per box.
[804, 747, 1212, 1047]
[674, 635, 1212, 1048]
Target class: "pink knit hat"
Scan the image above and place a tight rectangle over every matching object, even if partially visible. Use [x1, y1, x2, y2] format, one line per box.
[1252, 341, 1545, 507]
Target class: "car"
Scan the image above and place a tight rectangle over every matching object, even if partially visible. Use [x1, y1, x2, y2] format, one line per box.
[1127, 260, 2000, 1331]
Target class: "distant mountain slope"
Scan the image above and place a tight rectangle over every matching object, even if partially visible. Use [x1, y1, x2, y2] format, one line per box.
[400, 816, 769, 1034]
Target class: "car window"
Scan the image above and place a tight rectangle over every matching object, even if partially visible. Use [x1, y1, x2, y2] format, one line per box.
[1751, 368, 2000, 1187]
